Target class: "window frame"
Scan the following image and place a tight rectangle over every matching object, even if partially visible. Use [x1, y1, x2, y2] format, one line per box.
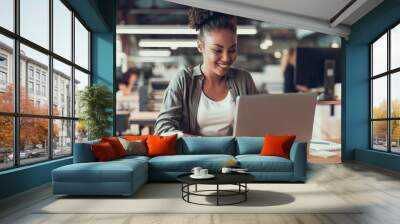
[370, 20, 400, 154]
[0, 0, 92, 171]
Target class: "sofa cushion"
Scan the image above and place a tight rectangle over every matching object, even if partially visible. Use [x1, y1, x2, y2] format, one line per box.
[118, 137, 147, 156]
[115, 155, 150, 163]
[148, 154, 235, 172]
[101, 137, 127, 158]
[73, 139, 100, 163]
[147, 134, 177, 157]
[236, 155, 293, 172]
[236, 137, 263, 155]
[177, 137, 235, 155]
[91, 142, 118, 161]
[260, 134, 296, 159]
[53, 158, 147, 183]
[123, 135, 148, 141]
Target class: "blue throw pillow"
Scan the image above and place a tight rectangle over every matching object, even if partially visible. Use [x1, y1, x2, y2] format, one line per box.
[236, 137, 264, 155]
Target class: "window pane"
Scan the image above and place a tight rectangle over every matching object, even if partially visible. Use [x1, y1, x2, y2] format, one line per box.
[74, 69, 89, 118]
[391, 120, 400, 153]
[53, 59, 72, 117]
[20, 0, 49, 49]
[391, 72, 400, 118]
[0, 116, 13, 170]
[0, 0, 14, 31]
[74, 18, 89, 70]
[75, 120, 88, 143]
[372, 33, 387, 76]
[391, 24, 400, 70]
[0, 35, 14, 112]
[20, 117, 49, 165]
[372, 77, 387, 119]
[372, 121, 388, 151]
[53, 0, 72, 60]
[20, 44, 49, 115]
[53, 119, 72, 158]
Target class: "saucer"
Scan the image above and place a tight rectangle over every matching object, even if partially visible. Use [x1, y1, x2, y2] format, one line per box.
[190, 174, 215, 179]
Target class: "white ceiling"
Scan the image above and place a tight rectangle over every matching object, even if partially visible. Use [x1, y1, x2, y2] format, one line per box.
[226, 0, 352, 22]
[165, 0, 384, 38]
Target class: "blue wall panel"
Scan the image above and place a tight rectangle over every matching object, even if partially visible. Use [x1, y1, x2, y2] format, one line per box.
[0, 158, 72, 199]
[66, 0, 110, 32]
[92, 33, 114, 87]
[344, 0, 400, 171]
[355, 149, 400, 172]
[342, 44, 369, 160]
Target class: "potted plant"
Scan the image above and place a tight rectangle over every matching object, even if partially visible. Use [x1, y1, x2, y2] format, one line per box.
[79, 84, 113, 140]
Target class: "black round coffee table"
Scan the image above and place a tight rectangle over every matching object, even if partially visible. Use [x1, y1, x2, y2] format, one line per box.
[177, 173, 255, 206]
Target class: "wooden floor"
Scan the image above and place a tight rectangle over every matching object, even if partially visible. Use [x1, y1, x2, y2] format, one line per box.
[1, 162, 400, 224]
[308, 152, 341, 164]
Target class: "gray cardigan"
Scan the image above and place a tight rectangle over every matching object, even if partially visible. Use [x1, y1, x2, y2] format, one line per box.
[154, 64, 258, 135]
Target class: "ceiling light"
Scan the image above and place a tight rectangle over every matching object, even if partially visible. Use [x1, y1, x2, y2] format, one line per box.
[117, 25, 257, 35]
[331, 42, 340, 48]
[138, 39, 197, 48]
[259, 42, 269, 50]
[260, 38, 273, 50]
[274, 51, 282, 59]
[264, 39, 273, 46]
[138, 49, 171, 57]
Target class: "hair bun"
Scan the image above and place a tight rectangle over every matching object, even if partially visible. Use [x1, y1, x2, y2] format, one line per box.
[188, 8, 217, 31]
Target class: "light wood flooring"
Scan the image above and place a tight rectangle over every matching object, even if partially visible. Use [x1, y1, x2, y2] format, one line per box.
[1, 161, 400, 224]
[308, 152, 341, 164]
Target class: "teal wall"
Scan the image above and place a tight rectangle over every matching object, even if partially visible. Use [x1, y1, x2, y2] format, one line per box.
[343, 0, 400, 171]
[0, 158, 72, 199]
[91, 0, 116, 135]
[0, 0, 116, 200]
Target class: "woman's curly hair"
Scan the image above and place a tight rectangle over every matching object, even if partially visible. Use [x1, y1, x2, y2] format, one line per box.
[188, 8, 237, 38]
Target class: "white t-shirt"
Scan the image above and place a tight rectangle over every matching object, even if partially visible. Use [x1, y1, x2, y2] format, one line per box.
[197, 91, 236, 136]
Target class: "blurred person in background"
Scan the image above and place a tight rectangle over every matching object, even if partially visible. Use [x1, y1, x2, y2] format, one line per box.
[116, 68, 140, 97]
[281, 48, 297, 93]
[281, 48, 309, 93]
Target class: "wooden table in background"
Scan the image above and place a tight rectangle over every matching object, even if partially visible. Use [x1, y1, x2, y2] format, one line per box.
[317, 99, 341, 116]
[129, 111, 159, 135]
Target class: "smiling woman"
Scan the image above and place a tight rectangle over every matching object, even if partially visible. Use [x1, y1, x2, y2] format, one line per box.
[154, 8, 258, 137]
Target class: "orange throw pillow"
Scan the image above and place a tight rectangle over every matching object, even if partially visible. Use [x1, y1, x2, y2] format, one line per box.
[260, 134, 296, 159]
[91, 142, 117, 162]
[146, 134, 177, 157]
[101, 137, 126, 158]
[123, 135, 148, 141]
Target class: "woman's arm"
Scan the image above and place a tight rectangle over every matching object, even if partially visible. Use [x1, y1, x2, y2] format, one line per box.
[154, 72, 185, 135]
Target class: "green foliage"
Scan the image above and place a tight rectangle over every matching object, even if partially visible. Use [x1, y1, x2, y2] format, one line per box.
[79, 84, 113, 140]
[372, 99, 400, 140]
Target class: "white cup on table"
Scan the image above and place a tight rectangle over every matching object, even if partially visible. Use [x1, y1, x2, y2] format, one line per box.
[191, 167, 202, 176]
[199, 169, 208, 176]
[221, 167, 232, 174]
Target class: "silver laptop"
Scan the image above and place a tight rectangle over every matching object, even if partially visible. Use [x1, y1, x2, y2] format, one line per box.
[233, 93, 318, 142]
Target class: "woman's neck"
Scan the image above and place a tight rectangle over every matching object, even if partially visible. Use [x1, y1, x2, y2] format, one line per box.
[200, 64, 226, 86]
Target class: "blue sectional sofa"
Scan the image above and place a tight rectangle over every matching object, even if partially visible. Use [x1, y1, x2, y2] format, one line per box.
[52, 137, 307, 196]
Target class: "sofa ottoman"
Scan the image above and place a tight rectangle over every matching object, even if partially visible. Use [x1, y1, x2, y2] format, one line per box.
[52, 144, 149, 196]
